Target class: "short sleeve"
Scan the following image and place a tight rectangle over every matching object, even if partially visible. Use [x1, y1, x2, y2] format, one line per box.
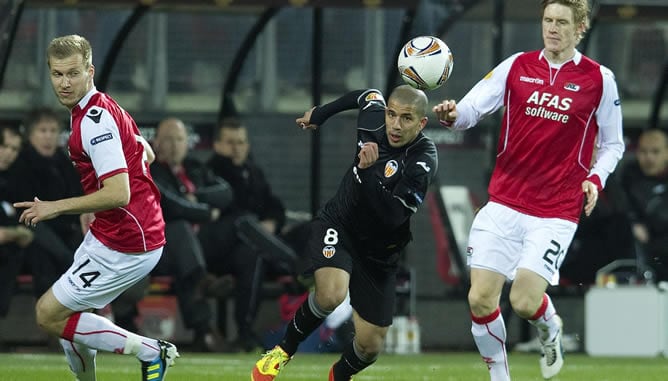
[79, 106, 128, 180]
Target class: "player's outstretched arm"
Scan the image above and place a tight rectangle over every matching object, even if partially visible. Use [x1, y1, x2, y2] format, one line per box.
[433, 99, 458, 126]
[300, 90, 367, 130]
[296, 107, 318, 130]
[14, 173, 130, 226]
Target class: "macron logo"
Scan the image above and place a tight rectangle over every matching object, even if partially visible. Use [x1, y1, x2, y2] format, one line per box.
[520, 76, 545, 85]
[90, 133, 113, 145]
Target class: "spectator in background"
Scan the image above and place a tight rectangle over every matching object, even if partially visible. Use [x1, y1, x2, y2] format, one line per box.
[207, 117, 307, 352]
[621, 128, 668, 281]
[0, 125, 34, 321]
[208, 118, 286, 238]
[561, 147, 634, 285]
[13, 107, 84, 299]
[150, 117, 236, 352]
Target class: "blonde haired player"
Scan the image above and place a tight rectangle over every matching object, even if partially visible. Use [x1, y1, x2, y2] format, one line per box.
[434, 1, 623, 380]
[14, 35, 178, 381]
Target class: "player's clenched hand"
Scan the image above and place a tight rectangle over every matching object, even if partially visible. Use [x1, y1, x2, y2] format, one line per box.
[582, 180, 598, 217]
[13, 197, 61, 227]
[296, 107, 318, 130]
[432, 100, 458, 126]
[357, 142, 378, 169]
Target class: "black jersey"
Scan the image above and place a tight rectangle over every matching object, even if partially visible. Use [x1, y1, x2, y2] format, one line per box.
[313, 89, 438, 252]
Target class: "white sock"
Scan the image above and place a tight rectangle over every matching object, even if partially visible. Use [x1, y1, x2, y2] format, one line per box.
[62, 312, 160, 362]
[471, 307, 510, 381]
[324, 293, 352, 329]
[527, 294, 559, 342]
[60, 338, 97, 381]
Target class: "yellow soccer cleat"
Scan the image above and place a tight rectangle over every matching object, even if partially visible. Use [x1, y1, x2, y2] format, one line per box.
[251, 345, 291, 381]
[140, 340, 179, 381]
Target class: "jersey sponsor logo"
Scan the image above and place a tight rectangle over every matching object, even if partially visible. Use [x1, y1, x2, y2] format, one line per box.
[384, 160, 398, 178]
[322, 245, 336, 258]
[416, 161, 430, 172]
[564, 82, 580, 92]
[519, 75, 545, 85]
[90, 132, 113, 145]
[86, 107, 103, 123]
[525, 91, 572, 124]
[526, 91, 572, 110]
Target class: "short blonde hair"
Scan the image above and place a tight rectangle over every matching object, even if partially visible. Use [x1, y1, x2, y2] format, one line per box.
[542, 0, 591, 40]
[47, 34, 93, 68]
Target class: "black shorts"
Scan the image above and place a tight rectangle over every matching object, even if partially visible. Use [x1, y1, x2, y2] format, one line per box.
[304, 218, 401, 327]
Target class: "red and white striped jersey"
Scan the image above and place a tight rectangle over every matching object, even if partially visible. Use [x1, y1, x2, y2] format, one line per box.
[452, 50, 624, 222]
[68, 88, 165, 252]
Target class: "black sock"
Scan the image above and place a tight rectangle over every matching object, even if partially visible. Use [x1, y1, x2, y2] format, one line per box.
[280, 293, 329, 356]
[332, 340, 376, 381]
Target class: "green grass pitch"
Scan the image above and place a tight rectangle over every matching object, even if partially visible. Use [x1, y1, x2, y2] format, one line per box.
[0, 351, 666, 380]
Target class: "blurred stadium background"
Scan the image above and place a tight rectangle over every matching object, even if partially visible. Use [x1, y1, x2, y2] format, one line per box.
[1, 0, 668, 371]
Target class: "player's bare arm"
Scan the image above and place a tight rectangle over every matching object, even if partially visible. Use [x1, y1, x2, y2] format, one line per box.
[357, 142, 379, 169]
[14, 172, 130, 226]
[296, 106, 318, 130]
[432, 99, 458, 124]
[581, 179, 598, 217]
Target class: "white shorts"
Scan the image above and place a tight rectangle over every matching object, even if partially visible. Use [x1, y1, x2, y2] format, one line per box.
[52, 232, 162, 311]
[467, 202, 577, 285]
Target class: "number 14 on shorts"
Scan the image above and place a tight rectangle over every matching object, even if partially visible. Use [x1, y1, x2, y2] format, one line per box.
[71, 258, 101, 288]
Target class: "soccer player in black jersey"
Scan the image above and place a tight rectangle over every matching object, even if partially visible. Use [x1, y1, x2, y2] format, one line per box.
[252, 85, 438, 381]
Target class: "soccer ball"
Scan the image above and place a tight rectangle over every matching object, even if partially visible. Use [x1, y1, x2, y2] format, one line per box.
[397, 36, 454, 91]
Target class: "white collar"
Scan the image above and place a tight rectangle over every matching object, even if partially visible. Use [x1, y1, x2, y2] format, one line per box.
[539, 48, 582, 66]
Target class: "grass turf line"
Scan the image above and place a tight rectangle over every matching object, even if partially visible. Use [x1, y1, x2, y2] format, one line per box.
[0, 352, 666, 380]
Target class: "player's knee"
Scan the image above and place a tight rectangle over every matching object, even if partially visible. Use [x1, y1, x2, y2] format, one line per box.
[314, 289, 346, 311]
[508, 293, 538, 319]
[355, 333, 383, 358]
[34, 297, 52, 331]
[467, 291, 497, 316]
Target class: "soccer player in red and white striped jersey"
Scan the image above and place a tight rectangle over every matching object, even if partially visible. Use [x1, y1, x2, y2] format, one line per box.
[433, 1, 624, 380]
[14, 34, 178, 381]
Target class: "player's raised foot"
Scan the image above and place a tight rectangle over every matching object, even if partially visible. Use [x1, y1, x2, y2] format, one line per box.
[141, 340, 179, 381]
[328, 364, 353, 381]
[251, 345, 291, 381]
[539, 315, 564, 379]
